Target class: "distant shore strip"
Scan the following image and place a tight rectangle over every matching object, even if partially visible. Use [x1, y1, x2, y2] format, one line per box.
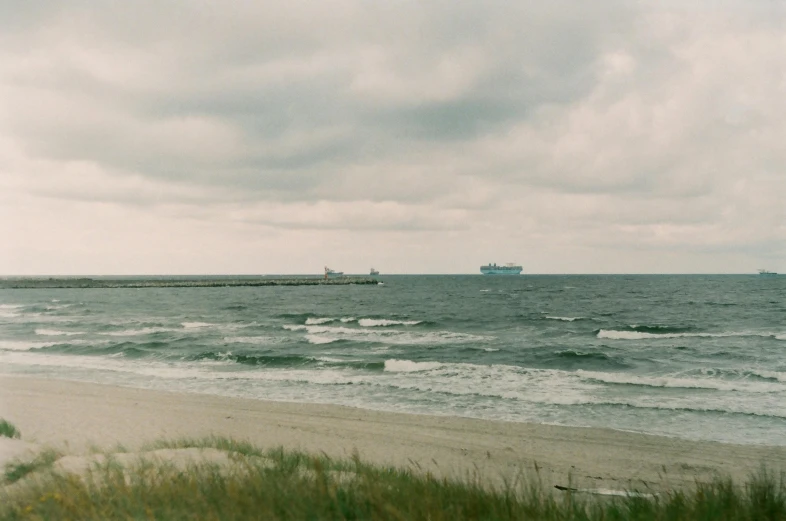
[0, 277, 379, 289]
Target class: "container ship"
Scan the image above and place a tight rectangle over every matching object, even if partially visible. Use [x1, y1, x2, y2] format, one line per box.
[758, 269, 778, 276]
[480, 262, 522, 275]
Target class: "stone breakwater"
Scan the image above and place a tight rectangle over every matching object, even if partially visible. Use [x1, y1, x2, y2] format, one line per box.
[0, 277, 379, 289]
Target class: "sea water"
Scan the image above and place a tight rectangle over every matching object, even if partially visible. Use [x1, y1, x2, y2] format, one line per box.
[1, 275, 784, 445]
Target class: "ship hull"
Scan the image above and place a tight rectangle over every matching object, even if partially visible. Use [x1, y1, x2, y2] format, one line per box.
[480, 269, 522, 275]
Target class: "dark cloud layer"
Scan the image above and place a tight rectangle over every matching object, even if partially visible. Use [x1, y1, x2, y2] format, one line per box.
[0, 1, 784, 274]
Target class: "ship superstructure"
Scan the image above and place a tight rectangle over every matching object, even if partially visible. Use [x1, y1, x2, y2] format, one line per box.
[758, 269, 778, 276]
[480, 262, 522, 275]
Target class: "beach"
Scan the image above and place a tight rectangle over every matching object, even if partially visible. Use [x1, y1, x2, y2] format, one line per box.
[3, 375, 786, 493]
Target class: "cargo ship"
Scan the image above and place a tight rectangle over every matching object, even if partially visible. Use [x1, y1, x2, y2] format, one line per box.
[324, 267, 344, 278]
[370, 268, 380, 276]
[758, 269, 778, 276]
[480, 262, 522, 275]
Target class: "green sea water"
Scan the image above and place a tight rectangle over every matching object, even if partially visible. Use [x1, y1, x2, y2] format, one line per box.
[1, 275, 784, 445]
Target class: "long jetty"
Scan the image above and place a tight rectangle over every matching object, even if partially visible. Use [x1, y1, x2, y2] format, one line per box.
[0, 277, 379, 289]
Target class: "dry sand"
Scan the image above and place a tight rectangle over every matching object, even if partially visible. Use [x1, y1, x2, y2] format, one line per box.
[2, 375, 785, 493]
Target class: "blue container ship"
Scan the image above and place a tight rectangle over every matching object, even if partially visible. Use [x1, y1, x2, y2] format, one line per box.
[480, 262, 522, 275]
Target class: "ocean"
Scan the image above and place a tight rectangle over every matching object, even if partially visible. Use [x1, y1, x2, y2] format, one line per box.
[1, 275, 784, 445]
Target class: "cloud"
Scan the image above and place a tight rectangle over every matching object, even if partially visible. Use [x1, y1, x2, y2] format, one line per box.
[0, 0, 783, 274]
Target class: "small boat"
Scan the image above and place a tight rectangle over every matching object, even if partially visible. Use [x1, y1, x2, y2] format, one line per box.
[758, 269, 778, 276]
[370, 268, 380, 276]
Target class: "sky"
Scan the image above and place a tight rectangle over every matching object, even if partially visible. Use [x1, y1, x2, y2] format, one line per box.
[0, 1, 784, 275]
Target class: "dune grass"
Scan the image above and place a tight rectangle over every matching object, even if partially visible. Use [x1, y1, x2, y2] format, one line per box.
[0, 419, 20, 439]
[1, 436, 785, 520]
[3, 449, 61, 485]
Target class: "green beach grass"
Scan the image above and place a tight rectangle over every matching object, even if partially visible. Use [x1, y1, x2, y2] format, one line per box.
[1, 436, 785, 520]
[0, 419, 20, 440]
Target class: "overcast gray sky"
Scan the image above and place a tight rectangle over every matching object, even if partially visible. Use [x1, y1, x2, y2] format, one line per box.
[1, 0, 784, 275]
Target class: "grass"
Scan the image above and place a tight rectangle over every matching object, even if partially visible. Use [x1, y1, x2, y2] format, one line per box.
[3, 449, 61, 485]
[0, 419, 20, 439]
[0, 436, 784, 520]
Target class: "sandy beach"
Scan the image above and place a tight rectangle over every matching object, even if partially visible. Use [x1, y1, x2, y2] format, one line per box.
[2, 375, 785, 493]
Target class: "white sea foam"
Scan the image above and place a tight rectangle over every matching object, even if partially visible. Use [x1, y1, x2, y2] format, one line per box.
[305, 317, 335, 325]
[0, 304, 23, 318]
[484, 348, 500, 352]
[315, 356, 350, 363]
[776, 333, 786, 341]
[101, 327, 175, 336]
[358, 318, 422, 327]
[576, 370, 784, 393]
[35, 328, 83, 336]
[306, 335, 341, 345]
[283, 324, 307, 331]
[546, 316, 583, 322]
[223, 336, 285, 345]
[597, 329, 778, 340]
[0, 340, 58, 351]
[340, 317, 356, 323]
[384, 359, 444, 372]
[287, 324, 491, 345]
[182, 322, 213, 329]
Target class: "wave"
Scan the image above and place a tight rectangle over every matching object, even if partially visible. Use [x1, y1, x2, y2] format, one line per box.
[305, 334, 344, 345]
[223, 336, 287, 345]
[384, 359, 444, 372]
[182, 322, 213, 329]
[101, 327, 177, 336]
[0, 304, 24, 318]
[189, 351, 385, 371]
[305, 317, 335, 325]
[35, 328, 84, 336]
[0, 340, 60, 351]
[576, 370, 785, 393]
[545, 316, 584, 322]
[597, 329, 783, 340]
[282, 324, 491, 345]
[576, 401, 786, 421]
[358, 318, 422, 327]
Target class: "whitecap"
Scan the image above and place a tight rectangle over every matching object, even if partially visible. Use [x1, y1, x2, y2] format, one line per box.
[283, 324, 307, 331]
[384, 359, 444, 372]
[546, 316, 583, 322]
[35, 328, 83, 336]
[101, 327, 175, 336]
[306, 335, 341, 345]
[0, 340, 58, 351]
[358, 318, 422, 327]
[182, 322, 212, 329]
[596, 329, 777, 340]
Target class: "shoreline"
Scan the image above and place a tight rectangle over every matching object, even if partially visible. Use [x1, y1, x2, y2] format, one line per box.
[3, 376, 786, 492]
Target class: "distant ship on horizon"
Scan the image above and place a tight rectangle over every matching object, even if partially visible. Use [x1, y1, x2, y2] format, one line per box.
[480, 262, 522, 275]
[370, 268, 380, 276]
[324, 267, 344, 278]
[758, 269, 778, 276]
